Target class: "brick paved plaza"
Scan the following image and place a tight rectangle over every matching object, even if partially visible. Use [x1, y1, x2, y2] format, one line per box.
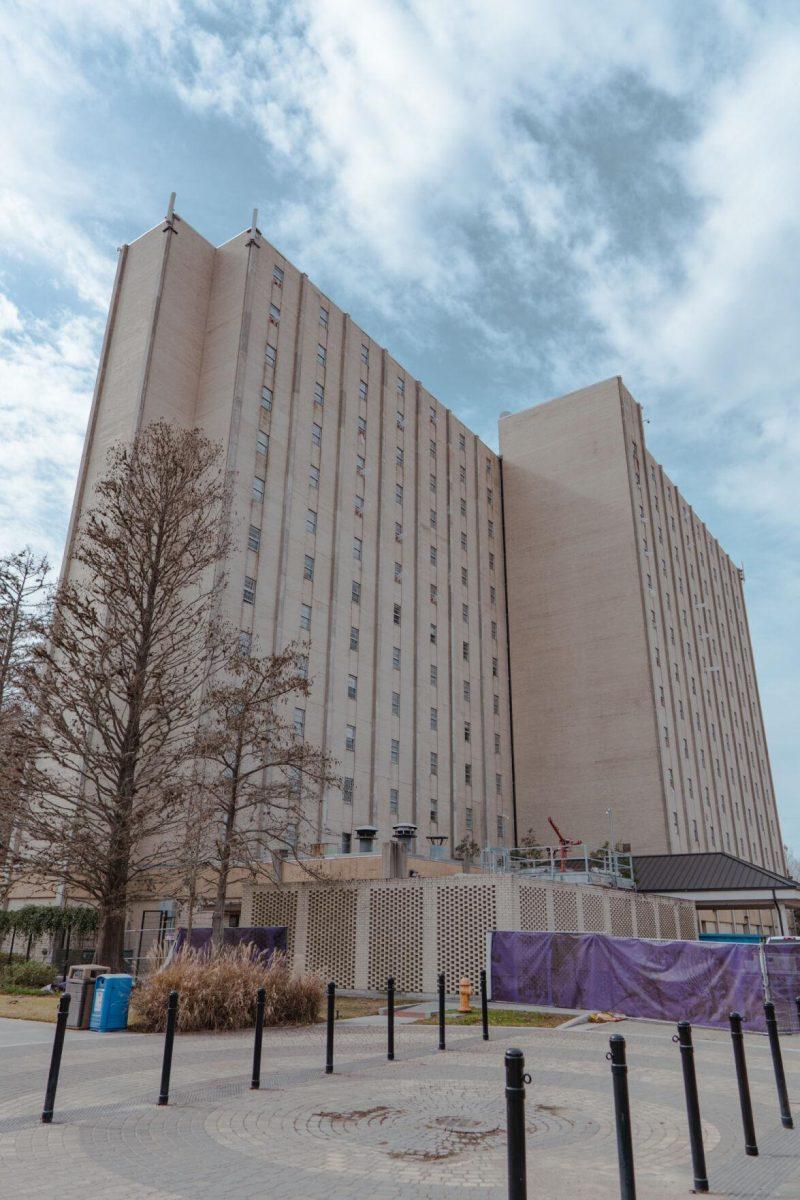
[2, 1014, 800, 1198]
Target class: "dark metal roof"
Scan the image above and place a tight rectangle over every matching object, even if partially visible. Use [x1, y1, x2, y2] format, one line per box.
[633, 852, 798, 893]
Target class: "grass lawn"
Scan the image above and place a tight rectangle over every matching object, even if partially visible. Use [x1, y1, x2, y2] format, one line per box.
[0, 992, 59, 1022]
[418, 1007, 567, 1028]
[320, 994, 414, 1021]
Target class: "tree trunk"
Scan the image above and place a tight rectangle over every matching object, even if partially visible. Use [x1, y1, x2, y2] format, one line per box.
[95, 905, 126, 971]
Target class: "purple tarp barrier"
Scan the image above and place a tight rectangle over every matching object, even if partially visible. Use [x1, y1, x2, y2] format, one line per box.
[491, 930, 770, 1031]
[172, 926, 287, 961]
[764, 942, 800, 1033]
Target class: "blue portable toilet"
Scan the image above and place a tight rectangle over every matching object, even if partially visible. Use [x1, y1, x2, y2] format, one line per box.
[89, 974, 133, 1032]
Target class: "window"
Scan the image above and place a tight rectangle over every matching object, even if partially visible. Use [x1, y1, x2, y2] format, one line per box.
[460, 532, 467, 551]
[465, 764, 472, 785]
[393, 603, 401, 625]
[248, 525, 261, 552]
[430, 707, 438, 731]
[395, 483, 403, 504]
[311, 422, 322, 448]
[430, 473, 437, 493]
[430, 545, 437, 565]
[359, 416, 367, 437]
[347, 675, 357, 700]
[462, 602, 469, 622]
[261, 385, 273, 410]
[272, 264, 284, 285]
[460, 497, 467, 516]
[243, 576, 256, 604]
[252, 475, 265, 501]
[257, 430, 270, 456]
[430, 624, 437, 644]
[346, 725, 356, 752]
[353, 537, 362, 561]
[361, 343, 369, 364]
[350, 626, 359, 651]
[357, 455, 365, 474]
[396, 410, 405, 429]
[314, 381, 325, 405]
[293, 707, 305, 735]
[394, 561, 402, 582]
[391, 738, 400, 764]
[304, 554, 314, 581]
[460, 465, 466, 484]
[319, 305, 329, 328]
[430, 797, 438, 823]
[462, 641, 469, 662]
[464, 721, 471, 743]
[430, 404, 437, 423]
[487, 488, 493, 506]
[430, 439, 437, 457]
[390, 787, 399, 814]
[393, 646, 401, 669]
[430, 509, 437, 528]
[269, 303, 280, 323]
[306, 508, 317, 534]
[497, 814, 505, 840]
[459, 432, 466, 451]
[461, 566, 468, 586]
[495, 773, 502, 793]
[343, 777, 354, 804]
[395, 522, 403, 541]
[491, 620, 497, 640]
[317, 343, 326, 366]
[341, 831, 351, 854]
[430, 584, 438, 603]
[396, 447, 404, 466]
[492, 656, 498, 677]
[298, 655, 308, 679]
[359, 379, 367, 401]
[494, 732, 500, 754]
[300, 603, 311, 631]
[430, 665, 438, 685]
[493, 694, 499, 714]
[488, 520, 495, 539]
[238, 630, 252, 655]
[465, 805, 473, 828]
[489, 552, 495, 570]
[309, 465, 320, 488]
[265, 343, 277, 367]
[430, 751, 438, 776]
[464, 681, 471, 701]
[392, 691, 400, 717]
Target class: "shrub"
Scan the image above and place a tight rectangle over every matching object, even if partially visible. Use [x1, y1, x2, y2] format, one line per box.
[1, 960, 58, 989]
[132, 944, 323, 1033]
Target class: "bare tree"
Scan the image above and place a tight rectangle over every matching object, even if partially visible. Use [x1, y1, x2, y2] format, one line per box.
[20, 422, 227, 969]
[0, 549, 49, 885]
[169, 778, 218, 943]
[193, 631, 339, 952]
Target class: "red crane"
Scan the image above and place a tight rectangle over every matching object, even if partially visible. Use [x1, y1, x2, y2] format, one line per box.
[547, 817, 581, 873]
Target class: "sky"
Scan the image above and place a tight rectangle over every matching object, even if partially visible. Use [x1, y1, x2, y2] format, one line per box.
[1, 1, 798, 852]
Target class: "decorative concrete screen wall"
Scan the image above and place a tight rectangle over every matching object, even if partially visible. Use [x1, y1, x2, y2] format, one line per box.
[245, 875, 697, 993]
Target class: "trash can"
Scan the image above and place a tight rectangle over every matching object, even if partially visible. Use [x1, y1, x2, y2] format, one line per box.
[65, 963, 110, 1029]
[89, 974, 133, 1032]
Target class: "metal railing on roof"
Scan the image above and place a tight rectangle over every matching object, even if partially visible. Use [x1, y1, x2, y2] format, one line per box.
[481, 843, 635, 888]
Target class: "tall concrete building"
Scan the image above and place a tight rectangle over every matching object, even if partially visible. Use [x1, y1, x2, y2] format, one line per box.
[63, 204, 785, 876]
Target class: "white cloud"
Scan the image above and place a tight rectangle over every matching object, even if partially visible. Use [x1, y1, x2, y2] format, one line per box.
[0, 299, 101, 562]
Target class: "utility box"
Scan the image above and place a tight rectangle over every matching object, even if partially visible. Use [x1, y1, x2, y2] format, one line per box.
[65, 963, 110, 1029]
[89, 974, 133, 1032]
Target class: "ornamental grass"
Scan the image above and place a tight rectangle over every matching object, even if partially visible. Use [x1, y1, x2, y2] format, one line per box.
[132, 944, 323, 1033]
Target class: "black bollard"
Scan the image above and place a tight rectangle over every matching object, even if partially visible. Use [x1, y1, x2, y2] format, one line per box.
[158, 990, 179, 1106]
[764, 1001, 793, 1129]
[251, 986, 266, 1090]
[438, 972, 446, 1051]
[608, 1034, 636, 1200]
[41, 992, 71, 1123]
[480, 968, 490, 1041]
[325, 980, 335, 1074]
[387, 976, 395, 1061]
[674, 1022, 709, 1193]
[729, 1012, 758, 1155]
[505, 1047, 528, 1200]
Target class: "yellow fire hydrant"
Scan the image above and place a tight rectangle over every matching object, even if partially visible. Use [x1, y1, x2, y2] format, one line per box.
[459, 976, 473, 1013]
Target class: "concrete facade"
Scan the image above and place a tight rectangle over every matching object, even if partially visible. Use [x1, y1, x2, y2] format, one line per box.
[500, 379, 785, 873]
[62, 205, 784, 884]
